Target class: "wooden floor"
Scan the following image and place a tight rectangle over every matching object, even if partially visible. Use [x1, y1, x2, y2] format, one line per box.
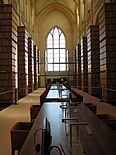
[0, 87, 116, 155]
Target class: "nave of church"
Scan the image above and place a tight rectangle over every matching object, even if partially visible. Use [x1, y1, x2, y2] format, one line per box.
[0, 0, 116, 155]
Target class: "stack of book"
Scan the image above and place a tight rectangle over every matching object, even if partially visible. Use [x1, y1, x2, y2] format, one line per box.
[34, 44, 38, 90]
[0, 4, 17, 105]
[87, 25, 100, 97]
[76, 44, 81, 89]
[28, 37, 34, 93]
[99, 3, 116, 103]
[81, 37, 88, 92]
[18, 26, 28, 98]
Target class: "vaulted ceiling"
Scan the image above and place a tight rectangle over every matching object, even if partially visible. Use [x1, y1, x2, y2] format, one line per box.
[28, 0, 80, 51]
[31, 0, 79, 18]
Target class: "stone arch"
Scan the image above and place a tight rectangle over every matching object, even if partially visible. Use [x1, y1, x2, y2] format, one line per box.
[35, 2, 75, 27]
[45, 25, 67, 44]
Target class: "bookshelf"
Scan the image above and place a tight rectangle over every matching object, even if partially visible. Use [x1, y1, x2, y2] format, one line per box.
[76, 44, 81, 89]
[28, 37, 34, 93]
[81, 37, 88, 92]
[99, 3, 116, 104]
[34, 44, 38, 90]
[73, 48, 77, 86]
[18, 26, 28, 98]
[38, 50, 40, 87]
[87, 25, 100, 97]
[0, 4, 17, 105]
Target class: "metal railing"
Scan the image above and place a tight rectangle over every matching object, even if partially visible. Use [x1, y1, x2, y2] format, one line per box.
[71, 85, 116, 104]
[0, 87, 35, 109]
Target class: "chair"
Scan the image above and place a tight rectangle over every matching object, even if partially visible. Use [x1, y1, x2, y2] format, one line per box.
[30, 105, 41, 122]
[105, 121, 116, 132]
[84, 103, 97, 114]
[10, 122, 33, 155]
[97, 114, 116, 122]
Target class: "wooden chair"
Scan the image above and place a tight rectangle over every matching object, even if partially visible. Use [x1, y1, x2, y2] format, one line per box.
[105, 121, 116, 132]
[84, 103, 97, 114]
[97, 114, 116, 122]
[10, 122, 33, 155]
[30, 105, 41, 122]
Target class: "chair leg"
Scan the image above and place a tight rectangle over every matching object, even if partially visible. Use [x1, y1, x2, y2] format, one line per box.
[11, 150, 15, 155]
[18, 150, 20, 155]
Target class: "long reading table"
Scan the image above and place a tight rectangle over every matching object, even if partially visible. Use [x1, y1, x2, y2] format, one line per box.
[19, 102, 116, 155]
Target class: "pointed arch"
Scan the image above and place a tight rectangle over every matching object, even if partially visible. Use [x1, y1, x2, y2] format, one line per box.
[35, 2, 75, 27]
[45, 27, 68, 71]
[46, 26, 66, 41]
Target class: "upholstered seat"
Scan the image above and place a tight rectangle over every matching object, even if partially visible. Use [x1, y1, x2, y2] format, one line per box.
[10, 122, 33, 155]
[105, 121, 116, 131]
[84, 103, 97, 114]
[30, 105, 41, 122]
[97, 114, 116, 122]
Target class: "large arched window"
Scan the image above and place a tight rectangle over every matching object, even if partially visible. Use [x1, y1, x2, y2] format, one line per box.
[46, 27, 68, 71]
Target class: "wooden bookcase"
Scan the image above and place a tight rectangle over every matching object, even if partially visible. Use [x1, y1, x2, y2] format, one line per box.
[73, 48, 77, 86]
[18, 26, 28, 98]
[87, 25, 100, 97]
[76, 44, 81, 89]
[99, 2, 116, 104]
[28, 37, 34, 93]
[0, 4, 17, 105]
[34, 44, 38, 90]
[38, 50, 40, 87]
[81, 37, 88, 92]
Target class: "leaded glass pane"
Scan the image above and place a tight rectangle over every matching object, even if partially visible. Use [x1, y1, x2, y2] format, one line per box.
[48, 64, 53, 71]
[60, 33, 65, 48]
[60, 64, 66, 71]
[54, 28, 59, 48]
[46, 27, 68, 71]
[54, 49, 59, 63]
[60, 49, 65, 62]
[47, 34, 53, 48]
[48, 49, 53, 63]
[54, 64, 59, 71]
